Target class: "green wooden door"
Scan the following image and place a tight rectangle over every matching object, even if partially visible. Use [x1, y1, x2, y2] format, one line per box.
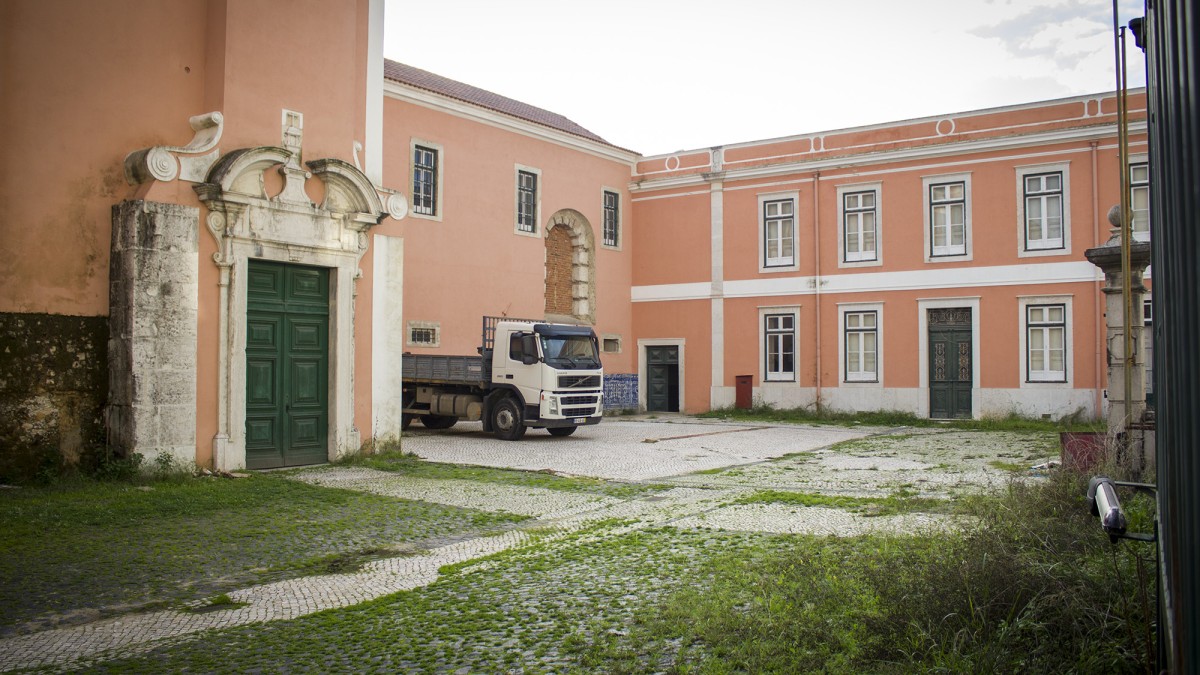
[928, 308, 972, 419]
[646, 346, 680, 413]
[246, 260, 330, 469]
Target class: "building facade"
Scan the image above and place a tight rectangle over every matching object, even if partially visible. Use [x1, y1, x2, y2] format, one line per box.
[630, 95, 1148, 418]
[0, 1, 1147, 476]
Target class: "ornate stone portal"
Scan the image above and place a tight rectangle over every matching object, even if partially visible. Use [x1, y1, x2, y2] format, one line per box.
[114, 112, 393, 470]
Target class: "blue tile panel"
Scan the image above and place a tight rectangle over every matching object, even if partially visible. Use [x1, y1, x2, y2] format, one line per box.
[602, 373, 638, 411]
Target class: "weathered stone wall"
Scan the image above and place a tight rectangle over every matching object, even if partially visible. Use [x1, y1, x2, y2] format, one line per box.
[0, 313, 108, 480]
[107, 200, 199, 465]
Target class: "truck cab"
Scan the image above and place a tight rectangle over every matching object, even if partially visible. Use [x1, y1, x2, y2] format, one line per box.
[488, 321, 604, 439]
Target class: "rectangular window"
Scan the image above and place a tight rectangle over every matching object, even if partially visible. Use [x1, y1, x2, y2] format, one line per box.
[412, 145, 438, 216]
[517, 170, 538, 233]
[844, 311, 878, 382]
[406, 321, 440, 348]
[1023, 172, 1064, 250]
[843, 190, 877, 262]
[763, 199, 795, 268]
[1130, 163, 1149, 241]
[929, 181, 966, 256]
[602, 190, 619, 247]
[764, 313, 795, 381]
[1027, 304, 1066, 382]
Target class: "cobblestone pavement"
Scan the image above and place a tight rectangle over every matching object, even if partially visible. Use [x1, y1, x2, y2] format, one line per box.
[0, 420, 1045, 672]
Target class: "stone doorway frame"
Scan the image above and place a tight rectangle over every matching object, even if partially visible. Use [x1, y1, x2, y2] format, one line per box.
[195, 147, 385, 471]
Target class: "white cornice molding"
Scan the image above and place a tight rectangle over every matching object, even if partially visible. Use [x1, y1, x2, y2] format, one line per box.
[630, 121, 1147, 192]
[632, 261, 1102, 303]
[383, 81, 639, 166]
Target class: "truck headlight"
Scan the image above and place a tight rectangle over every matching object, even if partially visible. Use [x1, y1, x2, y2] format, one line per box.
[549, 397, 559, 415]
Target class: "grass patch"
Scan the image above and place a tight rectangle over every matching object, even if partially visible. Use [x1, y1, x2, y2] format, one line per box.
[338, 450, 667, 500]
[989, 459, 1030, 472]
[0, 473, 526, 633]
[700, 404, 1102, 432]
[187, 593, 249, 613]
[615, 471, 1157, 673]
[734, 488, 951, 516]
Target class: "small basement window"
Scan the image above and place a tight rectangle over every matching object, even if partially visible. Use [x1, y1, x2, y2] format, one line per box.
[602, 336, 621, 353]
[406, 321, 440, 348]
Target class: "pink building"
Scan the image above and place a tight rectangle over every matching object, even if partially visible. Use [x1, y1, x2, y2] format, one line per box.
[0, 1, 1147, 476]
[631, 95, 1149, 418]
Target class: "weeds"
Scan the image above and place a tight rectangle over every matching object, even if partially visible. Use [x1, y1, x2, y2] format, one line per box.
[621, 469, 1156, 673]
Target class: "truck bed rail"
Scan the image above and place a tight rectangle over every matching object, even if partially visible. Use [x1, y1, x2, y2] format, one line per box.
[402, 354, 486, 385]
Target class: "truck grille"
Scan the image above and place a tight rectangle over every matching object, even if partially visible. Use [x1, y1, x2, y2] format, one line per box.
[562, 395, 595, 406]
[559, 375, 601, 389]
[563, 406, 596, 417]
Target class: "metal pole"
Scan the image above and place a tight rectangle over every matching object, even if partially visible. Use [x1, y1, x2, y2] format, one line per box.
[1113, 5, 1134, 436]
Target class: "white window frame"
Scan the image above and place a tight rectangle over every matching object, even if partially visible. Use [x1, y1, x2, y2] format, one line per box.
[839, 303, 883, 385]
[1016, 162, 1071, 257]
[759, 306, 798, 382]
[514, 164, 541, 237]
[601, 187, 621, 250]
[1130, 156, 1150, 242]
[1018, 295, 1073, 387]
[757, 191, 799, 272]
[922, 173, 972, 262]
[836, 183, 882, 268]
[409, 138, 443, 222]
[405, 320, 441, 348]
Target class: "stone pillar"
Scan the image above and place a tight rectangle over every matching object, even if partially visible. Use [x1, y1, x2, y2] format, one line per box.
[1084, 208, 1152, 441]
[107, 200, 199, 465]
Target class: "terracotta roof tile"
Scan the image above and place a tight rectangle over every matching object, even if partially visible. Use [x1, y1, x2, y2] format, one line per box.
[384, 60, 626, 150]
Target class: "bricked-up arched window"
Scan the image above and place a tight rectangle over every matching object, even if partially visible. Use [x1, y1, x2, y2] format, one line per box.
[543, 209, 596, 324]
[545, 225, 574, 316]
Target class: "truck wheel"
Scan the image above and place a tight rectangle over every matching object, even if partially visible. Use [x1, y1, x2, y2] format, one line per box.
[491, 397, 526, 441]
[547, 426, 577, 437]
[420, 414, 458, 430]
[401, 414, 413, 431]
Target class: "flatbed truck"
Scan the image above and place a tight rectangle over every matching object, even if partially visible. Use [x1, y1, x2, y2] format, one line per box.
[400, 316, 604, 440]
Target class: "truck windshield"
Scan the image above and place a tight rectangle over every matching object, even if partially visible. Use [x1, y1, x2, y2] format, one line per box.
[540, 335, 600, 370]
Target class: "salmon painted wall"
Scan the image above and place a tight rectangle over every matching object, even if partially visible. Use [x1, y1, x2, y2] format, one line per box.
[379, 94, 636, 374]
[633, 300, 712, 414]
[630, 192, 711, 286]
[0, 0, 209, 316]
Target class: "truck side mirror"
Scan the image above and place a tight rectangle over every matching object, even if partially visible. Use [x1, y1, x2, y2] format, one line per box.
[520, 335, 539, 365]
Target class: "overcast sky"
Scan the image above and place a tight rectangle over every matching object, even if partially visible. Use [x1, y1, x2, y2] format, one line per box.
[383, 0, 1145, 156]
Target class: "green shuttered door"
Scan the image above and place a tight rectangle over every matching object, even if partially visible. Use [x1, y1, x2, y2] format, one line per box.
[246, 260, 330, 469]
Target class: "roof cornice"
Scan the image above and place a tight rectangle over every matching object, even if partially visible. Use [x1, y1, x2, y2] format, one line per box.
[383, 81, 639, 166]
[631, 120, 1147, 192]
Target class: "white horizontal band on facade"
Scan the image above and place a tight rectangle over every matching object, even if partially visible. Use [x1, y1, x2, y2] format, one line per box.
[631, 261, 1102, 303]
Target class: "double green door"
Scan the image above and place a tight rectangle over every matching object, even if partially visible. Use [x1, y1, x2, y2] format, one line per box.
[246, 261, 330, 469]
[928, 308, 972, 420]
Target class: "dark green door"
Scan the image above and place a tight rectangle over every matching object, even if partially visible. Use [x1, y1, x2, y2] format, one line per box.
[246, 260, 330, 469]
[928, 308, 972, 419]
[646, 346, 680, 413]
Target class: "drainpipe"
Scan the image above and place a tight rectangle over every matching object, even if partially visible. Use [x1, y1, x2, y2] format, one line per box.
[1091, 140, 1103, 419]
[813, 171, 822, 410]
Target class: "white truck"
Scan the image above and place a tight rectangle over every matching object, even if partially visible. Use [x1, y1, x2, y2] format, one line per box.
[400, 316, 604, 440]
